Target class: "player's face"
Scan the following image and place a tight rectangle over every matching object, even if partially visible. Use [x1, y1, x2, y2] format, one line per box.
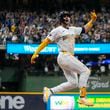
[63, 15, 71, 25]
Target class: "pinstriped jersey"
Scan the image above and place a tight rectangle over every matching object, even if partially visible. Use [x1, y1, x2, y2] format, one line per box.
[47, 26, 82, 54]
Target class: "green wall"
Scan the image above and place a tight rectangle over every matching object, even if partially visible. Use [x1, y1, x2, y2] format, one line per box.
[21, 75, 110, 92]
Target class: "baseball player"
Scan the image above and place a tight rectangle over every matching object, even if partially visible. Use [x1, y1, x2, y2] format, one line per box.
[31, 11, 97, 106]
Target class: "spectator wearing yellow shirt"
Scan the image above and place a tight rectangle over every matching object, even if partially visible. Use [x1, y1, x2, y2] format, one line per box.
[11, 23, 16, 33]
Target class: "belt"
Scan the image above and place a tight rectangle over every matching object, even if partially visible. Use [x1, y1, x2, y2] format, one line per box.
[61, 51, 74, 56]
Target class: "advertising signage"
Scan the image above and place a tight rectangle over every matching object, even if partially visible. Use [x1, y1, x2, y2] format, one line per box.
[47, 94, 110, 110]
[0, 93, 45, 110]
[6, 43, 110, 54]
[0, 93, 110, 110]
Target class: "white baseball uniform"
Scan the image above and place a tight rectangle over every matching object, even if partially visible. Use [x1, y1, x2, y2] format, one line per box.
[47, 26, 91, 93]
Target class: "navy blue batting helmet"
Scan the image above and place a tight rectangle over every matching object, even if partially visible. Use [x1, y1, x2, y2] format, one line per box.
[59, 11, 71, 22]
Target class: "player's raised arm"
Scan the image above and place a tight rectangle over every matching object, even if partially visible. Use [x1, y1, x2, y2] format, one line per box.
[31, 37, 52, 64]
[84, 10, 97, 33]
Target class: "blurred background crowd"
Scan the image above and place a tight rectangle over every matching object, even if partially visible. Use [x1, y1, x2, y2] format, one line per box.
[0, 0, 110, 91]
[0, 6, 110, 44]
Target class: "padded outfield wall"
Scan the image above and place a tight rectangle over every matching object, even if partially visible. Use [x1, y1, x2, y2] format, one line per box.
[21, 76, 110, 92]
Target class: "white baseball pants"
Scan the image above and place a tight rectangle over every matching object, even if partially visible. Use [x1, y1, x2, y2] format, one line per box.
[51, 52, 91, 93]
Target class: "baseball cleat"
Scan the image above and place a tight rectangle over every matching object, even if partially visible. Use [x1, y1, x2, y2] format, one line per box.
[43, 87, 52, 103]
[78, 98, 94, 106]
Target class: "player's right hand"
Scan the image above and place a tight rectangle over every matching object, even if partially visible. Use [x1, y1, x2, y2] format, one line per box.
[31, 54, 39, 64]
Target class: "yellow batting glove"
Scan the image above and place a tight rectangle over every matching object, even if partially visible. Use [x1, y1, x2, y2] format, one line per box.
[31, 54, 39, 64]
[90, 10, 97, 22]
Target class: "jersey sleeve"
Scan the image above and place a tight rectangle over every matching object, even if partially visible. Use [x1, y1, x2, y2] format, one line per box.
[47, 28, 61, 42]
[70, 26, 82, 35]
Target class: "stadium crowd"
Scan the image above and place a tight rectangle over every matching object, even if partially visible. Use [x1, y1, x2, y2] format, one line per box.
[0, 6, 110, 44]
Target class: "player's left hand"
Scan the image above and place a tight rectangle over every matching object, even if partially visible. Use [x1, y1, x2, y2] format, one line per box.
[31, 54, 39, 64]
[90, 10, 97, 22]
